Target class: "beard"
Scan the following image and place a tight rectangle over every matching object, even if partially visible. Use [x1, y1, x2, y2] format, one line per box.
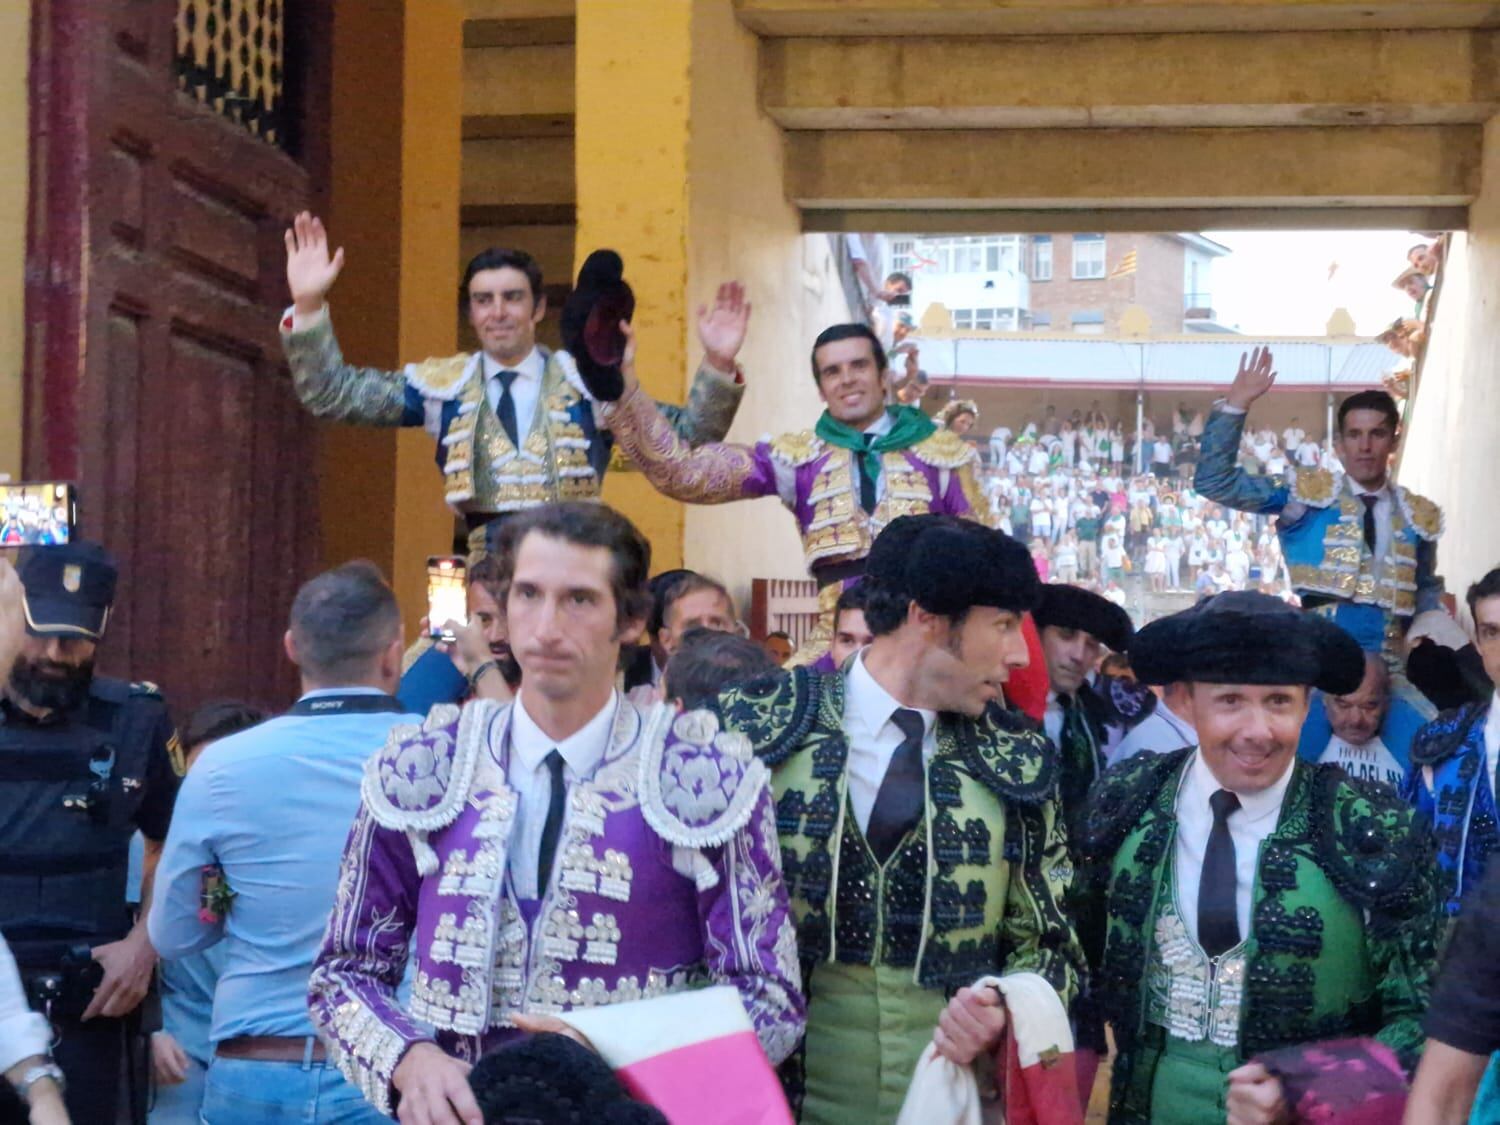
[9, 654, 95, 713]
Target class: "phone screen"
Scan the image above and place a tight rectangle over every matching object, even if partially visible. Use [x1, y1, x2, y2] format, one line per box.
[0, 482, 76, 547]
[426, 556, 467, 638]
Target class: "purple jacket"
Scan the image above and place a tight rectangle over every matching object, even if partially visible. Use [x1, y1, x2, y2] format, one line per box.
[308, 699, 804, 1115]
[599, 385, 991, 575]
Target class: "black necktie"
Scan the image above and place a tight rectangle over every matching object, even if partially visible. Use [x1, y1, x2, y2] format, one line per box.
[1199, 788, 1242, 958]
[866, 709, 926, 863]
[1057, 694, 1100, 822]
[536, 750, 566, 895]
[857, 435, 878, 514]
[496, 369, 520, 448]
[1361, 494, 1378, 554]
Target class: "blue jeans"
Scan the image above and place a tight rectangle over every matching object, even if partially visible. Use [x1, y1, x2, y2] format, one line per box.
[201, 1054, 390, 1124]
[149, 1053, 207, 1124]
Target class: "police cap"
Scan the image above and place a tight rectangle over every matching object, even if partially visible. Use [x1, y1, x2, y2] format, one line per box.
[16, 541, 118, 640]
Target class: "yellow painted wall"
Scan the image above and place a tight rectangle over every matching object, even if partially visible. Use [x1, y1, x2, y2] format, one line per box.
[573, 0, 851, 593]
[1402, 121, 1500, 619]
[0, 3, 27, 479]
[322, 0, 462, 637]
[574, 3, 693, 570]
[683, 0, 852, 610]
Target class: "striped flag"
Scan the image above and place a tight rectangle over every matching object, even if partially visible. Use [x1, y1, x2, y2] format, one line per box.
[1110, 250, 1138, 279]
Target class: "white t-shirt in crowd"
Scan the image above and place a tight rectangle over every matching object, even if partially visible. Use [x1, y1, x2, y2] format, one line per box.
[1317, 734, 1404, 790]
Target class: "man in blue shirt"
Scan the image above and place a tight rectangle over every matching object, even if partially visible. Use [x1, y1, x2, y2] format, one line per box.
[1297, 652, 1424, 790]
[149, 562, 421, 1124]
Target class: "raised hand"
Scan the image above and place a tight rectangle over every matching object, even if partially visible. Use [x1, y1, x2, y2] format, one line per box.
[284, 211, 345, 316]
[1226, 346, 1277, 411]
[697, 281, 751, 375]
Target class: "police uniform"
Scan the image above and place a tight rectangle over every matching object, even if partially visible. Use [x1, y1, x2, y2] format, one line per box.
[0, 544, 180, 1125]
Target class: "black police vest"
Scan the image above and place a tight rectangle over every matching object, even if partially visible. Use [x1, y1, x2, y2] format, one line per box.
[0, 677, 158, 961]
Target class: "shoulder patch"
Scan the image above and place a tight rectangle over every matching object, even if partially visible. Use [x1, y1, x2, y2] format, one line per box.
[405, 353, 476, 401]
[1396, 486, 1444, 541]
[910, 428, 979, 470]
[129, 680, 163, 699]
[1408, 702, 1487, 768]
[1291, 466, 1340, 508]
[951, 713, 1058, 805]
[769, 430, 824, 468]
[1078, 747, 1191, 862]
[1311, 765, 1427, 913]
[716, 667, 831, 767]
[639, 705, 770, 856]
[361, 701, 491, 839]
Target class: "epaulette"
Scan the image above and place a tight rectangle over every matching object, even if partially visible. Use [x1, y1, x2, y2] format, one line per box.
[1078, 747, 1192, 862]
[1290, 465, 1340, 508]
[1310, 764, 1428, 914]
[404, 352, 475, 400]
[1408, 702, 1487, 768]
[715, 667, 826, 767]
[951, 711, 1058, 805]
[638, 706, 770, 878]
[909, 428, 979, 470]
[551, 348, 590, 401]
[768, 430, 824, 468]
[1395, 485, 1444, 541]
[362, 701, 499, 873]
[86, 676, 131, 705]
[129, 680, 163, 699]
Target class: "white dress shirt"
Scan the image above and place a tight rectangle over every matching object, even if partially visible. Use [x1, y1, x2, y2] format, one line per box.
[862, 411, 895, 502]
[843, 654, 937, 834]
[1349, 481, 1393, 576]
[1484, 692, 1500, 790]
[506, 690, 618, 899]
[1173, 750, 1294, 948]
[483, 347, 547, 447]
[1043, 691, 1066, 751]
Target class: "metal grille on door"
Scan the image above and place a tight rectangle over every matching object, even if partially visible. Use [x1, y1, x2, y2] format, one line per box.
[174, 0, 286, 146]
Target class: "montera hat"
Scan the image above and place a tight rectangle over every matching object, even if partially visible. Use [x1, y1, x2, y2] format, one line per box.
[864, 514, 1039, 617]
[1130, 590, 1363, 694]
[1033, 583, 1134, 653]
[561, 249, 636, 403]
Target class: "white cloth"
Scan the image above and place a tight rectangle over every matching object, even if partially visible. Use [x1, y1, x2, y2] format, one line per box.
[1173, 750, 1293, 946]
[482, 348, 547, 447]
[843, 653, 937, 835]
[1485, 692, 1500, 792]
[506, 690, 618, 899]
[1110, 702, 1197, 765]
[0, 934, 50, 1073]
[895, 973, 1074, 1125]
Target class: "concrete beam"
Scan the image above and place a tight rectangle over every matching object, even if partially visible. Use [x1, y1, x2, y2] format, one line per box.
[784, 125, 1481, 210]
[763, 30, 1499, 130]
[802, 205, 1471, 232]
[463, 44, 573, 117]
[737, 0, 1500, 36]
[461, 136, 574, 207]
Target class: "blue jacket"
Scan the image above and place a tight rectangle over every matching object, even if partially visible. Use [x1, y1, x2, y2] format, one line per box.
[1296, 690, 1429, 788]
[1195, 407, 1443, 653]
[1402, 702, 1496, 915]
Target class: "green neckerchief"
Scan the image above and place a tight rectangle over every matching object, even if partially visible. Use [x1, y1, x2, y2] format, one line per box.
[815, 406, 937, 490]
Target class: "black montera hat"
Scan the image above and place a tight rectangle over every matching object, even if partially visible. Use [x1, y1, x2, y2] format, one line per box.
[864, 514, 1039, 617]
[469, 1032, 667, 1124]
[1131, 590, 1364, 694]
[16, 541, 118, 640]
[1033, 583, 1134, 652]
[561, 249, 635, 402]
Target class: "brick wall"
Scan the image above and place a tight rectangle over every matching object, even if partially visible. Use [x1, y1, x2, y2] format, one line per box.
[1026, 233, 1186, 334]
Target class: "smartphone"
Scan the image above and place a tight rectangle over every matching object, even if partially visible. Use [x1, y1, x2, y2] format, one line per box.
[426, 556, 467, 640]
[0, 481, 77, 547]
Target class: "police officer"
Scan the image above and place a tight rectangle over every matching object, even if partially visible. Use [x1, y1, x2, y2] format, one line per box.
[0, 543, 179, 1124]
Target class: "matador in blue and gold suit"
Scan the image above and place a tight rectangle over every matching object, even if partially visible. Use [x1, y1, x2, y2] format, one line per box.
[1195, 403, 1443, 720]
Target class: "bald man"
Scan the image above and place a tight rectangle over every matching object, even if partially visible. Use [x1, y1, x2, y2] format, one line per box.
[1297, 652, 1423, 789]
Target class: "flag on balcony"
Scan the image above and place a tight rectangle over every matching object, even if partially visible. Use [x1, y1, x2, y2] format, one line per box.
[1109, 250, 1138, 279]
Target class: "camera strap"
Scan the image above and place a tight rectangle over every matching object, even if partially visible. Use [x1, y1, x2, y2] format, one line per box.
[287, 693, 406, 717]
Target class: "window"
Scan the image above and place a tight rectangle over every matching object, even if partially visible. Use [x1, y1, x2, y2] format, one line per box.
[1072, 310, 1105, 335]
[920, 235, 1023, 277]
[1073, 234, 1106, 280]
[1032, 311, 1052, 328]
[889, 238, 915, 276]
[951, 308, 1019, 331]
[1032, 236, 1053, 281]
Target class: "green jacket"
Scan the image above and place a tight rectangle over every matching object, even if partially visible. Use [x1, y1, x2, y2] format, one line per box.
[1080, 749, 1438, 1123]
[716, 669, 1083, 1004]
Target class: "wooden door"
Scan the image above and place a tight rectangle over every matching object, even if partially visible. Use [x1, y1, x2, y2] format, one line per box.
[26, 0, 327, 715]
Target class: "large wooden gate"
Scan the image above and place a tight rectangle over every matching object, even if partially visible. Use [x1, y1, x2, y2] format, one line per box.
[25, 0, 326, 715]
